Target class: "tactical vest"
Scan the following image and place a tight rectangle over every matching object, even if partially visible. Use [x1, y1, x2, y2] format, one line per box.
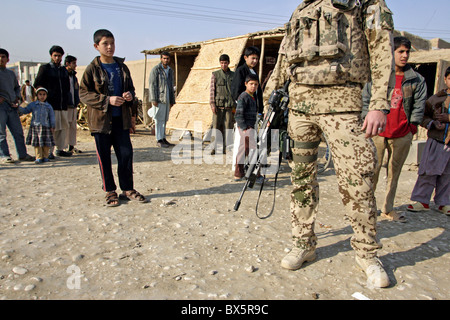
[282, 0, 371, 85]
[213, 69, 235, 108]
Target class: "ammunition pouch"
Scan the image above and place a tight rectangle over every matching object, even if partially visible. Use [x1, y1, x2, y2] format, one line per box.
[283, 0, 370, 85]
[331, 0, 358, 10]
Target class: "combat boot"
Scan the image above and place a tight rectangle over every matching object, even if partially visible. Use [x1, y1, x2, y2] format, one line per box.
[281, 247, 316, 270]
[355, 256, 390, 288]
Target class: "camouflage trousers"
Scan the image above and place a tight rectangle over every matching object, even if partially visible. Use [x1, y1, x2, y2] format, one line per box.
[288, 110, 382, 259]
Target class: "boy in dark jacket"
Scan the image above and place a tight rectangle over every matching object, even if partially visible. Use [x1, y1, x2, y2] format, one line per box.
[65, 55, 81, 154]
[407, 67, 450, 216]
[80, 29, 147, 207]
[231, 46, 264, 116]
[234, 74, 263, 183]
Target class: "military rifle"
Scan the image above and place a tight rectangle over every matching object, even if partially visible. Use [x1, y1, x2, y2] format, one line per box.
[234, 79, 291, 218]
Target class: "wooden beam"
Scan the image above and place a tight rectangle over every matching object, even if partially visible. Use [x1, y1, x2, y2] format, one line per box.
[174, 52, 179, 95]
[143, 54, 148, 100]
[259, 37, 266, 83]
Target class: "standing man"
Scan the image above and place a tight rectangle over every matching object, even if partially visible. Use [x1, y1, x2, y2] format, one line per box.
[65, 55, 82, 154]
[363, 36, 427, 223]
[210, 54, 235, 154]
[0, 48, 34, 163]
[264, 0, 395, 288]
[34, 45, 72, 158]
[21, 80, 36, 105]
[148, 52, 176, 148]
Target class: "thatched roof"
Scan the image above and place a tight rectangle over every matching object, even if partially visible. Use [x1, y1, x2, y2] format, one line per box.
[141, 28, 285, 56]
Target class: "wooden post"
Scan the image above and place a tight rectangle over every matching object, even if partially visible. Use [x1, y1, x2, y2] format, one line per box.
[174, 52, 179, 95]
[143, 53, 148, 99]
[259, 37, 266, 83]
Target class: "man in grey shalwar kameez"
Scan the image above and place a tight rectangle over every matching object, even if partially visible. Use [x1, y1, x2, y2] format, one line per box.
[148, 52, 176, 148]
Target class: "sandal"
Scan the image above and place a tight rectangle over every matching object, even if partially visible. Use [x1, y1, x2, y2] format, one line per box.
[120, 190, 149, 203]
[439, 205, 450, 216]
[1, 157, 15, 164]
[381, 211, 407, 223]
[106, 191, 120, 207]
[407, 202, 430, 212]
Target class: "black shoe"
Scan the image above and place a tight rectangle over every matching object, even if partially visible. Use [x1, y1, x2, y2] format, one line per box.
[157, 140, 169, 148]
[19, 154, 35, 162]
[69, 146, 82, 154]
[56, 150, 73, 157]
[48, 153, 55, 160]
[163, 138, 175, 147]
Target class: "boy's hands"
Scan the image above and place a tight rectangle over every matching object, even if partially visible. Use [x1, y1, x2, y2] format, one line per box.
[123, 91, 133, 102]
[110, 92, 133, 107]
[433, 120, 446, 130]
[435, 113, 449, 123]
[110, 96, 125, 106]
[0, 97, 19, 108]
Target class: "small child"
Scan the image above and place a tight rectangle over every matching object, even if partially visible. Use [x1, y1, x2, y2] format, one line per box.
[407, 67, 450, 216]
[234, 74, 263, 182]
[19, 87, 55, 164]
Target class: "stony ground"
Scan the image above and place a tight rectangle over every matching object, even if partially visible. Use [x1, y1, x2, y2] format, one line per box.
[0, 125, 448, 300]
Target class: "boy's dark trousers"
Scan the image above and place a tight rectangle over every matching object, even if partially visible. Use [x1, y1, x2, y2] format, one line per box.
[93, 116, 134, 192]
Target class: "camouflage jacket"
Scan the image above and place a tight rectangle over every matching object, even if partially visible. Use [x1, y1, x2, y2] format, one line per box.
[264, 0, 395, 114]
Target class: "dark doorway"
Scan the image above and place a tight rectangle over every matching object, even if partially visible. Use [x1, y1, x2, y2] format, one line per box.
[410, 62, 437, 98]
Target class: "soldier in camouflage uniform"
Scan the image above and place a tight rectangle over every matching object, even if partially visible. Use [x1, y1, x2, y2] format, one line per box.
[264, 0, 395, 288]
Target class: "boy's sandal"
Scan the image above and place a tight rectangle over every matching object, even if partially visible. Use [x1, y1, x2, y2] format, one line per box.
[381, 211, 407, 223]
[439, 205, 450, 216]
[2, 157, 15, 164]
[120, 190, 149, 203]
[106, 191, 120, 207]
[407, 202, 430, 212]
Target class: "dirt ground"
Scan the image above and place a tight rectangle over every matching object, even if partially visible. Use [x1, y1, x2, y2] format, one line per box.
[0, 125, 448, 301]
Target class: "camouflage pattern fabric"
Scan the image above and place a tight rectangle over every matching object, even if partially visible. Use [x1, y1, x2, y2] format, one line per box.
[264, 0, 394, 259]
[264, 0, 394, 114]
[288, 111, 381, 258]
